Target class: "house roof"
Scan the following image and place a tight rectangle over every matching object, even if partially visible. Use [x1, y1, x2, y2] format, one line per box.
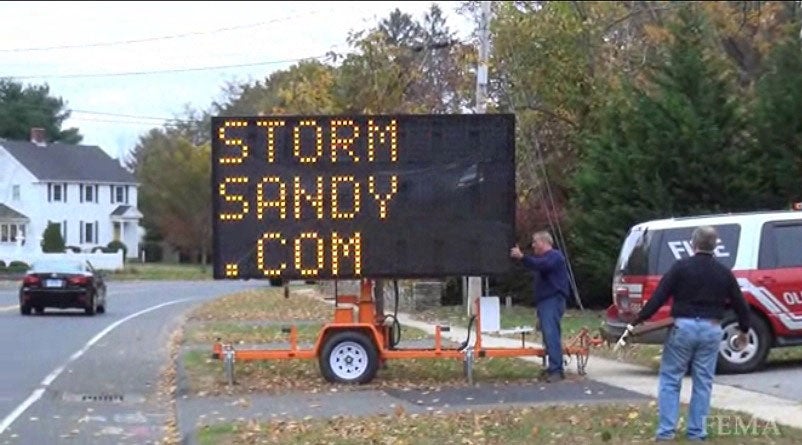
[110, 205, 143, 219]
[0, 203, 29, 221]
[111, 205, 131, 216]
[0, 140, 137, 184]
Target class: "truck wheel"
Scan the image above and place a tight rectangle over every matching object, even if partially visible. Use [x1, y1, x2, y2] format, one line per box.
[319, 331, 378, 384]
[717, 313, 771, 374]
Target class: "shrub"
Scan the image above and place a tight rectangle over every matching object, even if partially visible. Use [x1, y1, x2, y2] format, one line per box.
[141, 241, 163, 262]
[41, 223, 65, 253]
[7, 261, 29, 273]
[106, 240, 128, 260]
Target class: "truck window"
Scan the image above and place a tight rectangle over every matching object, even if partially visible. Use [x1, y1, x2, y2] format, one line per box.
[615, 228, 655, 275]
[759, 222, 802, 269]
[655, 224, 740, 273]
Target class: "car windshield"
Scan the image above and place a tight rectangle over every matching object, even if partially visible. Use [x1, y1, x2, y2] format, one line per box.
[30, 260, 85, 274]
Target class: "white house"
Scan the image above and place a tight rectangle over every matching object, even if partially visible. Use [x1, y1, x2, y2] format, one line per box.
[0, 128, 142, 263]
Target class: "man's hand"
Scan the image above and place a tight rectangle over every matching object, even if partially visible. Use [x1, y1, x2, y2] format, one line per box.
[510, 245, 523, 259]
[734, 331, 749, 351]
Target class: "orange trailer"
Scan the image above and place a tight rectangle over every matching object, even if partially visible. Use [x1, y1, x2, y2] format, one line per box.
[212, 279, 604, 385]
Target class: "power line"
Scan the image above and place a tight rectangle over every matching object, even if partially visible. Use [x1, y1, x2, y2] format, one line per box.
[8, 55, 329, 80]
[67, 116, 171, 126]
[71, 109, 178, 122]
[0, 10, 333, 53]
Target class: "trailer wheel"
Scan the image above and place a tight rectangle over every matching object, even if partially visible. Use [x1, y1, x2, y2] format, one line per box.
[319, 331, 378, 384]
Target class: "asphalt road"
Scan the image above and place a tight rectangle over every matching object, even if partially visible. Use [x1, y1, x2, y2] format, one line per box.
[0, 280, 262, 444]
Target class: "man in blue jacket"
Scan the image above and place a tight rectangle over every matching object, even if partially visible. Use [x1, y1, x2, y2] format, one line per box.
[510, 230, 570, 382]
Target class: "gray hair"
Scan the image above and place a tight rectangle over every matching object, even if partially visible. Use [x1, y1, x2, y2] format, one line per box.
[691, 226, 718, 253]
[533, 230, 554, 246]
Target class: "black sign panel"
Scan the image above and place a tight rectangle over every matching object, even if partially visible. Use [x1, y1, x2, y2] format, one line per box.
[211, 114, 516, 280]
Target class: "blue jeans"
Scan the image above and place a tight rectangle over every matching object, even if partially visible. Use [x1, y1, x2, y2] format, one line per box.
[537, 296, 565, 375]
[656, 317, 722, 440]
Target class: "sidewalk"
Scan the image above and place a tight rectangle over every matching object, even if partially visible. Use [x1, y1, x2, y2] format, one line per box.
[395, 311, 802, 430]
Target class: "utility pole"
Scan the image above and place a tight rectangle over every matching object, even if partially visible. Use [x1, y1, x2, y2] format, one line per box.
[466, 0, 492, 316]
[475, 0, 491, 114]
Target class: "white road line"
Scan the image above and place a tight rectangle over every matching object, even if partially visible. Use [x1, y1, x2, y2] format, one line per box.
[0, 290, 159, 313]
[0, 298, 191, 434]
[0, 389, 45, 434]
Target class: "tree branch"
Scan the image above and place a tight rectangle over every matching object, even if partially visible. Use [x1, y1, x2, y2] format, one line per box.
[604, 5, 676, 35]
[514, 102, 578, 128]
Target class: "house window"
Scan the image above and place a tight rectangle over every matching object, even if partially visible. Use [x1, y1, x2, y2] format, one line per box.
[83, 222, 95, 244]
[52, 184, 63, 202]
[12, 185, 20, 200]
[84, 185, 94, 202]
[1, 223, 25, 243]
[114, 186, 126, 203]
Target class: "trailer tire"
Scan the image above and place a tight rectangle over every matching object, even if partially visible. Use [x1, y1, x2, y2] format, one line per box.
[319, 331, 378, 384]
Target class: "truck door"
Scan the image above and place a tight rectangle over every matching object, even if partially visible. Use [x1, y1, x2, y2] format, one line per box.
[755, 220, 802, 334]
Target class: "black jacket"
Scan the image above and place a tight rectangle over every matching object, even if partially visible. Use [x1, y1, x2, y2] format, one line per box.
[634, 252, 750, 332]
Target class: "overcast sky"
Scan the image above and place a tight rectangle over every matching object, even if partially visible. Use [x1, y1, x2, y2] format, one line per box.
[0, 1, 474, 160]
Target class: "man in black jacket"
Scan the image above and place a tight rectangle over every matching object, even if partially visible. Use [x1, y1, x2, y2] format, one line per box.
[630, 225, 750, 441]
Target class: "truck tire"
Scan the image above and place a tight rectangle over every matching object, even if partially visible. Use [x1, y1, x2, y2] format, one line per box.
[717, 312, 771, 374]
[319, 331, 379, 384]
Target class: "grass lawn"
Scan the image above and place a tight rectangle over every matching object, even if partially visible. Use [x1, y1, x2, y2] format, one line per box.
[106, 262, 212, 280]
[196, 403, 798, 444]
[180, 287, 802, 444]
[408, 304, 802, 371]
[180, 287, 540, 396]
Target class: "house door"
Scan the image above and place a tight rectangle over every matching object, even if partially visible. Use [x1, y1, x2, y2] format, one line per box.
[113, 222, 121, 241]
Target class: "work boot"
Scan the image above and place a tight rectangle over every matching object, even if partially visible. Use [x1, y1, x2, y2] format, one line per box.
[546, 372, 565, 383]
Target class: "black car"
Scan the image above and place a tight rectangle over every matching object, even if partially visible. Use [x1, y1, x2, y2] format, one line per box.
[19, 258, 107, 315]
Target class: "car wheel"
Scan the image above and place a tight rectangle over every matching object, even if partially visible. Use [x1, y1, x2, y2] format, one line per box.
[319, 331, 379, 384]
[20, 304, 31, 316]
[85, 294, 97, 316]
[97, 290, 107, 314]
[717, 312, 771, 374]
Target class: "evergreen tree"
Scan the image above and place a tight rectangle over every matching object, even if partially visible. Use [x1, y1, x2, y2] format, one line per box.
[41, 223, 65, 253]
[754, 35, 802, 207]
[567, 5, 761, 304]
[0, 79, 82, 143]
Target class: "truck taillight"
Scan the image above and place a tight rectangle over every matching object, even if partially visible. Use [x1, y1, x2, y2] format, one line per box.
[615, 282, 643, 312]
[615, 287, 631, 311]
[23, 275, 40, 286]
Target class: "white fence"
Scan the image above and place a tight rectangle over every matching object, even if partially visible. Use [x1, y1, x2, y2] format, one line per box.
[0, 250, 124, 271]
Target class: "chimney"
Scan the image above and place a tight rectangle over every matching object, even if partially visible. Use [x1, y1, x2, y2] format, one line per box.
[30, 127, 47, 146]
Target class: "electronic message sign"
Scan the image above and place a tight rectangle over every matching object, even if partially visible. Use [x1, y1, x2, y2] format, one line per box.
[211, 114, 515, 280]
